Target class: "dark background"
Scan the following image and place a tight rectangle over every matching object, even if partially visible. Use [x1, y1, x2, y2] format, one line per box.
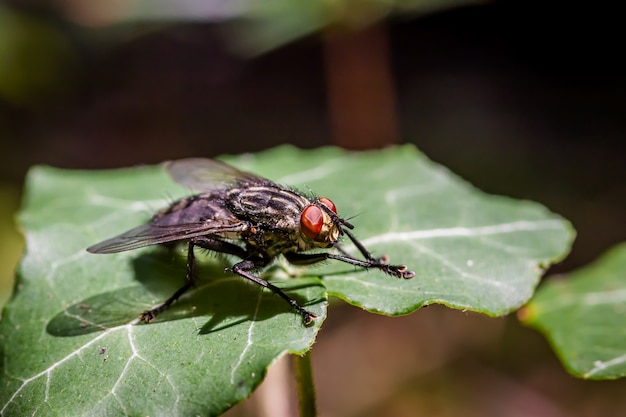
[1, 1, 625, 415]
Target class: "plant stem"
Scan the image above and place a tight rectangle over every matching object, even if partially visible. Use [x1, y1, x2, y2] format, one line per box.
[324, 23, 398, 149]
[293, 351, 317, 417]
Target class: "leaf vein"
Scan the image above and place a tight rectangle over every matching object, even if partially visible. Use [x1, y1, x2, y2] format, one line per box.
[584, 353, 626, 378]
[360, 219, 565, 246]
[229, 291, 263, 384]
[0, 328, 115, 414]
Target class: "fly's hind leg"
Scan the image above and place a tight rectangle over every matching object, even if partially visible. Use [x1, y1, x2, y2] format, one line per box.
[140, 240, 198, 322]
[141, 237, 248, 322]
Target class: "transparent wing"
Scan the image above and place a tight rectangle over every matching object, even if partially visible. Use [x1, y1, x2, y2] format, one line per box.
[87, 221, 247, 254]
[165, 158, 268, 192]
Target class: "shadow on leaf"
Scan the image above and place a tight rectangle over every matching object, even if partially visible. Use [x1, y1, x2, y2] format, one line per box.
[196, 277, 326, 334]
[47, 248, 327, 336]
[46, 286, 151, 336]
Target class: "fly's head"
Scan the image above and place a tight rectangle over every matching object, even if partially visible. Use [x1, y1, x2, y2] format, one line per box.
[299, 197, 353, 248]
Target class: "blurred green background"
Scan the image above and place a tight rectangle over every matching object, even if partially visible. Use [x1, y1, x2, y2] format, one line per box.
[1, 1, 625, 416]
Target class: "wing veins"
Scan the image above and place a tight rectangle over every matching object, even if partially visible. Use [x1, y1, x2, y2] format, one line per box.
[165, 158, 267, 192]
[87, 221, 246, 254]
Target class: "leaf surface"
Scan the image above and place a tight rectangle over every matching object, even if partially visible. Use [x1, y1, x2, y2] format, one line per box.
[521, 243, 626, 379]
[0, 145, 573, 415]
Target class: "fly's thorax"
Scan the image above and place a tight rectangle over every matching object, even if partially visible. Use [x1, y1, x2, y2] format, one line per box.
[243, 226, 301, 258]
[226, 185, 309, 230]
[226, 186, 342, 251]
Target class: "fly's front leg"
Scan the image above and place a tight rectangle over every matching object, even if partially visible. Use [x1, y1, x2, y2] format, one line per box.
[286, 251, 392, 273]
[337, 245, 387, 266]
[341, 228, 414, 279]
[334, 244, 388, 265]
[229, 258, 317, 325]
[286, 235, 414, 279]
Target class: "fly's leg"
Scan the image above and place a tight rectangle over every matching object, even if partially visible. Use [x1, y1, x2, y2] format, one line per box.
[229, 259, 317, 325]
[333, 244, 386, 266]
[317, 203, 413, 277]
[341, 228, 388, 264]
[141, 237, 249, 322]
[342, 228, 414, 279]
[193, 236, 249, 258]
[141, 240, 198, 322]
[285, 243, 414, 280]
[286, 251, 380, 270]
[335, 243, 388, 266]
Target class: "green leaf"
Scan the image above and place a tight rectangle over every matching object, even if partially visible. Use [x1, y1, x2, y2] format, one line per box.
[521, 243, 626, 380]
[0, 145, 573, 415]
[286, 147, 573, 317]
[224, 0, 480, 54]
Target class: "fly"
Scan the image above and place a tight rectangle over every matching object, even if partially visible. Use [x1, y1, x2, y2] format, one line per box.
[87, 158, 414, 325]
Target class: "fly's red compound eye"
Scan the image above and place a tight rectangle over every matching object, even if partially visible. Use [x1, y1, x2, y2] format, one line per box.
[301, 205, 323, 239]
[319, 197, 337, 213]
